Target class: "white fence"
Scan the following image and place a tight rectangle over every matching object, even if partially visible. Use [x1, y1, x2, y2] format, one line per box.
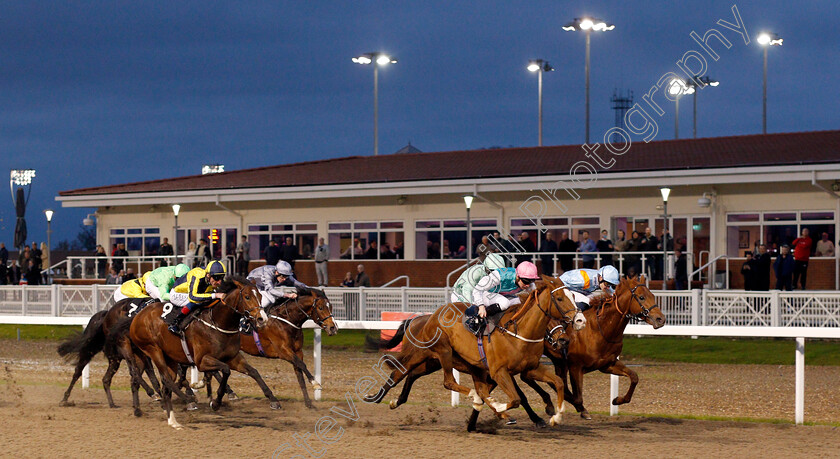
[3, 285, 840, 328]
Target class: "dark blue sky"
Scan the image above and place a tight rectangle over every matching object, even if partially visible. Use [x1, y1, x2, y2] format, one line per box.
[1, 1, 838, 248]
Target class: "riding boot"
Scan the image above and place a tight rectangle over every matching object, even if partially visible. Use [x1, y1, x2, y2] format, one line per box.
[168, 311, 187, 335]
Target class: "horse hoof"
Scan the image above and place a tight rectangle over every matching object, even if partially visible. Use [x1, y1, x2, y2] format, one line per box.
[150, 394, 161, 402]
[389, 400, 398, 410]
[186, 402, 199, 411]
[544, 405, 556, 416]
[611, 397, 623, 406]
[227, 393, 239, 401]
[580, 411, 592, 420]
[109, 404, 119, 409]
[210, 400, 221, 411]
[172, 424, 183, 431]
[270, 401, 282, 410]
[191, 381, 205, 390]
[534, 419, 548, 429]
[549, 413, 563, 426]
[505, 418, 517, 426]
[134, 408, 143, 418]
[312, 383, 322, 391]
[59, 400, 75, 407]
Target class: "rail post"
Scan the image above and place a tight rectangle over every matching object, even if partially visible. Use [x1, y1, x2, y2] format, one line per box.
[82, 319, 90, 389]
[51, 284, 60, 317]
[451, 369, 459, 407]
[359, 287, 367, 321]
[701, 289, 709, 326]
[609, 374, 619, 416]
[770, 290, 781, 327]
[190, 366, 199, 386]
[401, 287, 408, 313]
[795, 337, 804, 425]
[690, 289, 701, 327]
[314, 328, 322, 401]
[92, 284, 100, 313]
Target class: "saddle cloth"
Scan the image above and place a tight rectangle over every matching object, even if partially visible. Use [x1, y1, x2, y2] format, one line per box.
[126, 297, 156, 318]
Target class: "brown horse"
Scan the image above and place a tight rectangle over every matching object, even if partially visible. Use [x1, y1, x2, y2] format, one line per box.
[520, 275, 666, 419]
[58, 297, 161, 408]
[203, 288, 339, 408]
[120, 277, 272, 429]
[367, 275, 583, 427]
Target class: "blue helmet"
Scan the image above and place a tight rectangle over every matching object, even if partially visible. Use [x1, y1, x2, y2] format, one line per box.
[598, 265, 620, 287]
[206, 260, 227, 279]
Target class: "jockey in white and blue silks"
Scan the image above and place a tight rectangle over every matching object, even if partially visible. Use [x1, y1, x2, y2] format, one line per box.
[559, 265, 620, 311]
[451, 253, 507, 304]
[247, 260, 309, 308]
[468, 261, 540, 318]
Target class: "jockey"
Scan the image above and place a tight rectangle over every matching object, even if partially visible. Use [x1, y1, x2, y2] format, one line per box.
[247, 260, 308, 308]
[468, 261, 540, 319]
[558, 265, 620, 311]
[145, 263, 191, 302]
[112, 271, 152, 303]
[450, 253, 506, 304]
[168, 260, 227, 334]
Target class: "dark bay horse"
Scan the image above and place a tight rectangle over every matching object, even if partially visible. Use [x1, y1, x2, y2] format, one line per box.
[119, 277, 273, 429]
[203, 288, 339, 408]
[366, 275, 583, 428]
[58, 297, 161, 408]
[520, 275, 666, 419]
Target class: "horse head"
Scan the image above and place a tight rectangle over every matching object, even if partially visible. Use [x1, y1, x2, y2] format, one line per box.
[298, 288, 339, 336]
[539, 274, 586, 331]
[616, 275, 666, 329]
[219, 277, 267, 328]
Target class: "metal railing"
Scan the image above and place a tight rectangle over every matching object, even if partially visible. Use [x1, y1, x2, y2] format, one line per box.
[50, 255, 236, 279]
[380, 275, 410, 288]
[690, 254, 729, 290]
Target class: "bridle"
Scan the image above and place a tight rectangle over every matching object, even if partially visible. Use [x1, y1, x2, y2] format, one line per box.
[500, 283, 576, 344]
[206, 282, 262, 333]
[270, 294, 334, 330]
[625, 284, 660, 321]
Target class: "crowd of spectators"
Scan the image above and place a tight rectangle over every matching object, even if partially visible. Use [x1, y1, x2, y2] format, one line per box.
[0, 241, 48, 285]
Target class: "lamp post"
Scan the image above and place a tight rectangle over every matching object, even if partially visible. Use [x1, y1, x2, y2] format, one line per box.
[463, 195, 474, 262]
[44, 209, 53, 278]
[660, 187, 671, 290]
[172, 204, 181, 261]
[757, 32, 783, 134]
[10, 169, 36, 252]
[528, 59, 554, 146]
[563, 17, 614, 145]
[353, 52, 398, 156]
[668, 79, 694, 139]
[686, 76, 719, 138]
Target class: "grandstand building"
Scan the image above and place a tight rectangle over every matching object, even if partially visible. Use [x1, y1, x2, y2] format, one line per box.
[57, 130, 840, 289]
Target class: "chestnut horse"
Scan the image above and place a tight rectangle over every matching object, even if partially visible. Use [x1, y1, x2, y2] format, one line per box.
[519, 275, 666, 419]
[58, 297, 161, 408]
[119, 277, 272, 429]
[366, 275, 583, 428]
[202, 288, 339, 408]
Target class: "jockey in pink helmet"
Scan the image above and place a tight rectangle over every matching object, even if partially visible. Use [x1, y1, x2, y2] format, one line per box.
[468, 261, 540, 318]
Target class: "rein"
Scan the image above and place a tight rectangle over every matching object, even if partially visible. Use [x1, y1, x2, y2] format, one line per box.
[498, 285, 572, 344]
[202, 283, 260, 334]
[271, 295, 333, 330]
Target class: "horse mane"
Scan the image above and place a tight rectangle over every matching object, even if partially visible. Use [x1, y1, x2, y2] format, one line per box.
[296, 286, 327, 298]
[218, 275, 254, 293]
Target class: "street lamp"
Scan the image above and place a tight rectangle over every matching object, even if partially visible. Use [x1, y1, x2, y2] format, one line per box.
[353, 52, 398, 156]
[685, 76, 720, 138]
[463, 195, 474, 262]
[172, 204, 181, 261]
[668, 79, 694, 139]
[757, 32, 783, 134]
[528, 59, 554, 146]
[10, 169, 36, 252]
[660, 187, 671, 290]
[563, 17, 615, 144]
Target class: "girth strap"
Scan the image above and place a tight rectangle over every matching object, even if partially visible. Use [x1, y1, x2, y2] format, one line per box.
[180, 335, 194, 364]
[477, 336, 489, 369]
[252, 330, 266, 356]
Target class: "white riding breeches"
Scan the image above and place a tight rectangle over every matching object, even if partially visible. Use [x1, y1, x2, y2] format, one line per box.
[564, 289, 591, 306]
[260, 289, 277, 308]
[481, 292, 522, 311]
[145, 278, 163, 301]
[170, 292, 190, 308]
[112, 289, 128, 303]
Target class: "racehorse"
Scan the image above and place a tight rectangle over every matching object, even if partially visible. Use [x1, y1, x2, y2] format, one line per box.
[58, 297, 162, 408]
[519, 275, 666, 420]
[366, 275, 583, 428]
[202, 288, 339, 408]
[115, 276, 272, 429]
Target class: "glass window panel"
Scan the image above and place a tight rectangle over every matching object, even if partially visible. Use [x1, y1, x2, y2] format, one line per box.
[443, 220, 466, 228]
[249, 224, 269, 232]
[298, 234, 317, 259]
[472, 219, 497, 228]
[572, 217, 599, 225]
[225, 228, 238, 257]
[353, 222, 377, 230]
[110, 228, 125, 235]
[801, 212, 834, 221]
[379, 231, 404, 259]
[272, 224, 293, 232]
[296, 224, 317, 231]
[415, 231, 441, 259]
[145, 228, 160, 234]
[329, 223, 351, 230]
[249, 234, 268, 260]
[415, 221, 440, 229]
[727, 214, 759, 223]
[727, 225, 759, 257]
[807, 224, 836, 256]
[126, 237, 143, 252]
[145, 237, 160, 256]
[354, 232, 379, 259]
[127, 228, 142, 235]
[764, 212, 796, 222]
[542, 218, 568, 226]
[330, 232, 353, 259]
[380, 221, 403, 229]
[764, 225, 797, 252]
[511, 219, 536, 227]
[443, 230, 468, 259]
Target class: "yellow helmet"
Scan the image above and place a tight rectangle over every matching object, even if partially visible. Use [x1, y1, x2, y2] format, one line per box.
[206, 260, 226, 279]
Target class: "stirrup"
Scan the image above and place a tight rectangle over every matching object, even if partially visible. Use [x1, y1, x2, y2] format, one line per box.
[168, 324, 182, 335]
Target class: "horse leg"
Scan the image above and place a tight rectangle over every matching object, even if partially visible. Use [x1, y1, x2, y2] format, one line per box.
[211, 370, 238, 400]
[567, 365, 589, 419]
[144, 347, 183, 429]
[522, 364, 567, 426]
[519, 375, 555, 417]
[602, 360, 639, 406]
[138, 354, 161, 401]
[293, 366, 313, 408]
[120, 350, 144, 417]
[225, 353, 281, 410]
[363, 349, 430, 404]
[101, 356, 121, 408]
[60, 355, 93, 407]
[438, 347, 477, 404]
[511, 377, 547, 428]
[482, 367, 521, 415]
[392, 359, 441, 409]
[196, 356, 231, 411]
[292, 348, 318, 389]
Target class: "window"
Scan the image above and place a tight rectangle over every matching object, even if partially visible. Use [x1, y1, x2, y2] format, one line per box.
[109, 227, 160, 256]
[416, 219, 497, 259]
[328, 221, 405, 260]
[248, 223, 318, 260]
[725, 211, 836, 257]
[510, 216, 601, 251]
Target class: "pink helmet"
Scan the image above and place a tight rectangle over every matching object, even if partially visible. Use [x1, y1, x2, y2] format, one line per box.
[515, 261, 539, 280]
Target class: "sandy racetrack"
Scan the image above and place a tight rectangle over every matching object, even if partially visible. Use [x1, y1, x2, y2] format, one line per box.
[1, 339, 838, 458]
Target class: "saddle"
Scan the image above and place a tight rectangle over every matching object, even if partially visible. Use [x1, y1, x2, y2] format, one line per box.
[462, 309, 505, 337]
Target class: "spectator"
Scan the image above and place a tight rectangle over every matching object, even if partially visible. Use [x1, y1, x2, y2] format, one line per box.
[195, 239, 211, 267]
[791, 228, 812, 290]
[364, 241, 378, 260]
[342, 239, 363, 259]
[24, 259, 41, 285]
[381, 243, 398, 259]
[93, 245, 108, 278]
[8, 260, 21, 285]
[394, 241, 404, 259]
[314, 237, 329, 286]
[453, 245, 466, 259]
[281, 236, 298, 268]
[674, 248, 688, 290]
[774, 244, 795, 291]
[815, 232, 835, 257]
[354, 264, 371, 287]
[625, 231, 643, 276]
[18, 246, 31, 270]
[557, 231, 577, 274]
[754, 244, 772, 291]
[184, 242, 197, 268]
[596, 230, 614, 266]
[741, 252, 757, 291]
[340, 271, 354, 287]
[113, 243, 129, 272]
[640, 227, 659, 279]
[517, 232, 536, 266]
[614, 229, 630, 273]
[264, 239, 281, 266]
[577, 230, 597, 269]
[40, 242, 49, 274]
[540, 232, 558, 276]
[105, 268, 121, 285]
[0, 242, 8, 266]
[442, 239, 452, 259]
[236, 236, 251, 276]
[31, 242, 42, 270]
[0, 255, 6, 285]
[427, 241, 441, 259]
[124, 268, 137, 281]
[159, 237, 174, 266]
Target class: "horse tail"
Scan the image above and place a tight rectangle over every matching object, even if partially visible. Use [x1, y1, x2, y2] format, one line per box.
[365, 318, 412, 351]
[57, 310, 108, 364]
[103, 317, 134, 359]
